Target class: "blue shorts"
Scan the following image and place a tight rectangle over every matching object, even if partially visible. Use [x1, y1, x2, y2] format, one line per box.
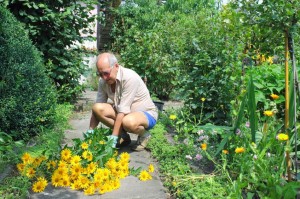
[143, 111, 157, 130]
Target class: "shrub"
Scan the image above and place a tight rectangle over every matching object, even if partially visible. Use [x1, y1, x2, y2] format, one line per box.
[0, 6, 57, 140]
[4, 0, 97, 102]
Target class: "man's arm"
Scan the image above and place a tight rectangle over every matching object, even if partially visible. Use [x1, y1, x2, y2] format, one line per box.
[112, 112, 125, 136]
[89, 112, 99, 130]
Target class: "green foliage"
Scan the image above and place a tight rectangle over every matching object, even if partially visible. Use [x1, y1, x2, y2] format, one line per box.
[3, 0, 98, 102]
[0, 175, 31, 199]
[0, 6, 57, 140]
[148, 122, 227, 198]
[0, 103, 73, 198]
[112, 0, 242, 125]
[161, 72, 300, 197]
[244, 64, 291, 121]
[0, 132, 24, 170]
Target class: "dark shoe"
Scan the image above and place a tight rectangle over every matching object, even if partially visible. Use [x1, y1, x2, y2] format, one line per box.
[131, 132, 151, 151]
[116, 132, 131, 148]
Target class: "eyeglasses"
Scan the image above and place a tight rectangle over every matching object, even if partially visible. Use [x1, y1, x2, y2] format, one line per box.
[96, 66, 113, 78]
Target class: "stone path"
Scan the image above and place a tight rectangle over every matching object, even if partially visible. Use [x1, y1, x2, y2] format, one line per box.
[30, 90, 169, 199]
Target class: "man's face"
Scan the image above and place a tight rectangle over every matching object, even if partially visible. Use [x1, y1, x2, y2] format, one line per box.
[96, 63, 118, 85]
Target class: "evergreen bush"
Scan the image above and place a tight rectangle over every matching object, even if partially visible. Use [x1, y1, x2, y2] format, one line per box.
[0, 6, 57, 140]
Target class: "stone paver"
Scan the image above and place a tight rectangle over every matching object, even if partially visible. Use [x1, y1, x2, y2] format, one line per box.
[30, 90, 168, 199]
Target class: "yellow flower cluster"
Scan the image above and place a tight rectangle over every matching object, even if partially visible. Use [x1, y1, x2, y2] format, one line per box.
[139, 170, 152, 181]
[253, 54, 273, 64]
[18, 148, 130, 195]
[138, 164, 155, 181]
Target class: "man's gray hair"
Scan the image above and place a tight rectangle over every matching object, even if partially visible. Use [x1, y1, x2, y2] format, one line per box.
[108, 53, 118, 68]
[96, 53, 118, 68]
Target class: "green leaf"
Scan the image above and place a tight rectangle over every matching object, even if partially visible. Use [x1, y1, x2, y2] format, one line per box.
[248, 75, 257, 143]
[130, 166, 142, 177]
[255, 131, 263, 145]
[215, 132, 232, 156]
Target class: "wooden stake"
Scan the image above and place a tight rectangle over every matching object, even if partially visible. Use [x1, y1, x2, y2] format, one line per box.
[284, 29, 292, 181]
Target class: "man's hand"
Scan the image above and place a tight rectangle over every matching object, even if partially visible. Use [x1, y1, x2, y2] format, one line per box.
[84, 129, 94, 136]
[107, 135, 118, 148]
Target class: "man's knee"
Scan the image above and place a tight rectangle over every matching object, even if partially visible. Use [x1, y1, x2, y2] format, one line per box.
[92, 103, 105, 114]
[122, 115, 138, 131]
[92, 103, 115, 119]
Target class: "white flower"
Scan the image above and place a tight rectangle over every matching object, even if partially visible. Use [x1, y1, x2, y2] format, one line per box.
[185, 155, 192, 160]
[197, 130, 204, 135]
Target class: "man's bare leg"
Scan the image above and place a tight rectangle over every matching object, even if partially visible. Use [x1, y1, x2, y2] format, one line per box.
[122, 112, 149, 135]
[90, 103, 116, 129]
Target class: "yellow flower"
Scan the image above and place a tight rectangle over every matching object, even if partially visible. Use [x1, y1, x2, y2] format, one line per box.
[201, 143, 207, 151]
[172, 181, 177, 186]
[201, 97, 206, 102]
[120, 152, 130, 162]
[222, 150, 229, 154]
[47, 160, 56, 170]
[54, 166, 68, 176]
[84, 185, 96, 195]
[21, 152, 33, 164]
[26, 167, 36, 178]
[263, 110, 274, 117]
[78, 175, 90, 189]
[70, 181, 81, 190]
[32, 180, 47, 193]
[169, 114, 177, 120]
[71, 155, 81, 165]
[99, 185, 107, 194]
[148, 164, 155, 173]
[51, 173, 61, 187]
[270, 94, 279, 100]
[58, 160, 68, 168]
[111, 179, 121, 190]
[61, 148, 72, 161]
[277, 133, 289, 141]
[82, 150, 88, 159]
[71, 164, 83, 175]
[37, 177, 47, 187]
[267, 56, 273, 64]
[17, 163, 25, 172]
[81, 142, 89, 150]
[87, 162, 97, 174]
[261, 54, 266, 62]
[118, 160, 129, 170]
[235, 147, 245, 154]
[61, 175, 70, 187]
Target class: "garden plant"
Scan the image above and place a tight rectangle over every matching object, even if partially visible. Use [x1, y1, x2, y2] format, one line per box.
[1, 0, 300, 198]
